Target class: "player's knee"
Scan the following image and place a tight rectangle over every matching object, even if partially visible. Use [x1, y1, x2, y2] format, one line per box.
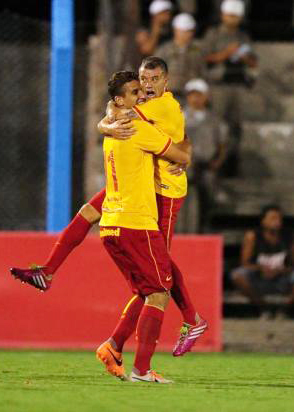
[79, 203, 101, 224]
[146, 291, 170, 310]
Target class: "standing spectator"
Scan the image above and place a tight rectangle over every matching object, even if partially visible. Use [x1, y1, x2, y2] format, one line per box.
[182, 78, 228, 232]
[231, 205, 294, 310]
[156, 13, 205, 100]
[135, 0, 173, 59]
[202, 0, 257, 176]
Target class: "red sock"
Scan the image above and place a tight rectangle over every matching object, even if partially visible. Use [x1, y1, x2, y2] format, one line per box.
[111, 295, 144, 352]
[171, 261, 196, 325]
[88, 188, 106, 214]
[134, 305, 164, 375]
[43, 214, 91, 275]
[43, 188, 106, 275]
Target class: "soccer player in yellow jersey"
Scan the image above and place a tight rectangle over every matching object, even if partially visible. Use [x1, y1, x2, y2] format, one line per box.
[97, 71, 190, 383]
[99, 57, 208, 356]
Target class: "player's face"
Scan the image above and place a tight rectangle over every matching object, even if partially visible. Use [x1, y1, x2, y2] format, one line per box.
[117, 80, 145, 109]
[139, 66, 168, 99]
[221, 13, 242, 28]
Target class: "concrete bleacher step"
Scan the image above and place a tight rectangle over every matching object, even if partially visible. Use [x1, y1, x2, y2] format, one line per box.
[219, 178, 294, 217]
[280, 96, 294, 122]
[211, 43, 294, 122]
[241, 122, 294, 179]
[211, 122, 294, 219]
[224, 318, 294, 352]
[254, 43, 294, 75]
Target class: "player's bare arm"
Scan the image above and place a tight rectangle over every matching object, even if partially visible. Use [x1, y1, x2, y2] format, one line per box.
[97, 100, 138, 139]
[163, 142, 191, 166]
[166, 138, 192, 175]
[98, 116, 135, 139]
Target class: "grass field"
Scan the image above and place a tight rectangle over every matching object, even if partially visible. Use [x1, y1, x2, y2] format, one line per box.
[1, 351, 294, 412]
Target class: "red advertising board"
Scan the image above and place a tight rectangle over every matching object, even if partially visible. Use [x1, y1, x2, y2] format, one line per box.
[0, 232, 222, 351]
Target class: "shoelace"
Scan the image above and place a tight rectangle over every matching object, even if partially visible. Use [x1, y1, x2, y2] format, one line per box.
[29, 264, 52, 289]
[29, 263, 45, 271]
[177, 325, 190, 343]
[150, 370, 163, 381]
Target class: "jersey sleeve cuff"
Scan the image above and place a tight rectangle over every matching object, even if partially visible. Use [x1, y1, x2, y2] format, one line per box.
[157, 138, 172, 156]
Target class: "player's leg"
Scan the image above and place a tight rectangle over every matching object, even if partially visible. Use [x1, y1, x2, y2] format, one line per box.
[130, 290, 173, 383]
[97, 293, 144, 370]
[10, 189, 106, 291]
[98, 228, 173, 383]
[110, 294, 144, 352]
[156, 193, 197, 322]
[156, 193, 208, 355]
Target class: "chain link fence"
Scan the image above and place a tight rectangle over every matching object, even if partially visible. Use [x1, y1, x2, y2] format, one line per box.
[0, 10, 88, 230]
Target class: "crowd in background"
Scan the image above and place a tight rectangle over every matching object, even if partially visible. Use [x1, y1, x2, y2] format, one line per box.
[133, 0, 258, 232]
[126, 0, 294, 310]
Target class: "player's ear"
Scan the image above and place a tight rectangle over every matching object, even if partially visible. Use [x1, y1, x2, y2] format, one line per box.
[164, 75, 168, 90]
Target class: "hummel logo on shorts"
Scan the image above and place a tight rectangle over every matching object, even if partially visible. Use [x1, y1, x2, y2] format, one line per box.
[166, 275, 172, 281]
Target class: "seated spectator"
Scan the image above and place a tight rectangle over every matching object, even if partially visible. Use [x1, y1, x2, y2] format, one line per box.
[156, 13, 205, 100]
[183, 78, 228, 232]
[231, 205, 294, 310]
[202, 0, 258, 176]
[135, 0, 173, 58]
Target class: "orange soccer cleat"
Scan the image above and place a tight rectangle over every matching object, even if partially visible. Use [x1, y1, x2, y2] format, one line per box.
[96, 341, 128, 381]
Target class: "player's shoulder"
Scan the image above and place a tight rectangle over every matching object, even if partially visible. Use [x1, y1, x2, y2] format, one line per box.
[132, 118, 155, 133]
[160, 91, 181, 109]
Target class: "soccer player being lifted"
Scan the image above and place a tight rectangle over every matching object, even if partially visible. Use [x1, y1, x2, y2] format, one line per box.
[10, 57, 207, 359]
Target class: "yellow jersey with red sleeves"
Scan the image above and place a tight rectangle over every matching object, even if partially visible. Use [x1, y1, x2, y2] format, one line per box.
[100, 118, 172, 231]
[133, 91, 187, 199]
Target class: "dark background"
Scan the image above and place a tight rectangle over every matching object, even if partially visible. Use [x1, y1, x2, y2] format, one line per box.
[1, 0, 293, 40]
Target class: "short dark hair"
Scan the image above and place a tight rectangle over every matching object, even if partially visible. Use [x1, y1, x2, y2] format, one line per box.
[108, 71, 139, 100]
[140, 56, 168, 74]
[260, 204, 282, 220]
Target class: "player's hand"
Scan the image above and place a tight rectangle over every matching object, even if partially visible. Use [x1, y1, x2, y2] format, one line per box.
[108, 119, 136, 140]
[166, 163, 186, 176]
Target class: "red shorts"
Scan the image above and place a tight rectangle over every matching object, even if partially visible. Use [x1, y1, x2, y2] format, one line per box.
[156, 193, 185, 251]
[100, 227, 173, 296]
[89, 190, 185, 252]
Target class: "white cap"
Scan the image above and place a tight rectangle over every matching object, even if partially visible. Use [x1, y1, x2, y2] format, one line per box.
[185, 79, 209, 94]
[172, 13, 196, 31]
[221, 0, 245, 17]
[149, 0, 173, 15]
